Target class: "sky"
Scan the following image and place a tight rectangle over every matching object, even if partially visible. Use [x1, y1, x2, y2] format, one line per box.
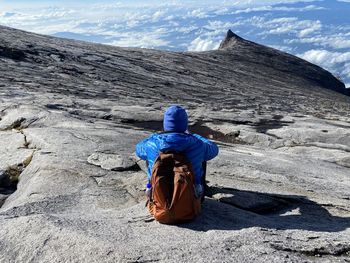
[0, 0, 349, 87]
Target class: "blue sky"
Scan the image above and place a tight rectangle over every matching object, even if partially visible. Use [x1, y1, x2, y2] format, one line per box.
[1, 0, 350, 87]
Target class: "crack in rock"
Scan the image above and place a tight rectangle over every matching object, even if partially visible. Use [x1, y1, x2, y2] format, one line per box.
[0, 152, 34, 208]
[0, 45, 26, 61]
[17, 129, 31, 149]
[270, 242, 350, 257]
[1, 117, 26, 131]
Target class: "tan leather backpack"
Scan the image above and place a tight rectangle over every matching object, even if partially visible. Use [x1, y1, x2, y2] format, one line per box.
[147, 152, 201, 224]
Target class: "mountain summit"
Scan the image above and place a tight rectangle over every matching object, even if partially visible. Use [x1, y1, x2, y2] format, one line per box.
[218, 29, 348, 96]
[218, 29, 246, 49]
[0, 25, 350, 262]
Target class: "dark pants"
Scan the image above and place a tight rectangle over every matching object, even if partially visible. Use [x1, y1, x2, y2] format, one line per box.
[201, 161, 207, 203]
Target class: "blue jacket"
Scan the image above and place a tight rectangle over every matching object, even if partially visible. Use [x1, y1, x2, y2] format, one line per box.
[136, 133, 219, 184]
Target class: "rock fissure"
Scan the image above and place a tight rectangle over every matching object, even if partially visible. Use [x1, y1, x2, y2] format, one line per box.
[1, 117, 26, 131]
[270, 243, 350, 257]
[0, 45, 26, 61]
[274, 142, 350, 153]
[0, 151, 34, 208]
[0, 118, 38, 208]
[18, 129, 31, 149]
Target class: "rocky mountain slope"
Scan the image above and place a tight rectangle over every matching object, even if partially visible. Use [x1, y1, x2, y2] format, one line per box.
[0, 25, 350, 262]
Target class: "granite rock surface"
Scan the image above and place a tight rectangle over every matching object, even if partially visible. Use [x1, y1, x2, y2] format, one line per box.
[0, 26, 350, 262]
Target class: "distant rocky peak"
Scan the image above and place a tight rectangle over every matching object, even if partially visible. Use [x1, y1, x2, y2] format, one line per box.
[218, 29, 245, 50]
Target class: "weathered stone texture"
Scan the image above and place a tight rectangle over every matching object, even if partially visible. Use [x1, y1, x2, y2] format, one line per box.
[0, 26, 349, 262]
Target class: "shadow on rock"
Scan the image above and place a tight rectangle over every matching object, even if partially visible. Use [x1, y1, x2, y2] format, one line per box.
[180, 186, 350, 232]
[125, 120, 244, 144]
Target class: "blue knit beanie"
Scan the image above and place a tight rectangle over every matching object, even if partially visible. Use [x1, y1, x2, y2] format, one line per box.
[163, 105, 188, 132]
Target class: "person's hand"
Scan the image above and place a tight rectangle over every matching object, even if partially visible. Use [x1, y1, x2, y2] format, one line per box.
[146, 183, 152, 199]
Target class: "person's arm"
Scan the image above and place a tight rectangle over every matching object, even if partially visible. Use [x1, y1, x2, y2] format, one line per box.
[192, 134, 219, 161]
[135, 136, 151, 160]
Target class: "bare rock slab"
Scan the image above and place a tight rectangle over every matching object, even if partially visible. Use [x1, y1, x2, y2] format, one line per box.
[0, 25, 350, 263]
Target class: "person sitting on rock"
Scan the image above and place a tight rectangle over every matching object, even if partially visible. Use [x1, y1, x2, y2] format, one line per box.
[135, 105, 219, 201]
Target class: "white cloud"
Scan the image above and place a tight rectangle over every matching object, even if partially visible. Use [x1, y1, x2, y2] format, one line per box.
[106, 33, 170, 49]
[268, 44, 293, 52]
[186, 8, 210, 18]
[232, 4, 325, 14]
[152, 10, 167, 21]
[297, 21, 322, 37]
[298, 49, 350, 82]
[286, 35, 350, 49]
[1, 11, 16, 17]
[210, 0, 325, 9]
[188, 37, 220, 51]
[261, 18, 322, 36]
[299, 50, 350, 65]
[176, 25, 198, 33]
[268, 17, 299, 23]
[204, 20, 243, 31]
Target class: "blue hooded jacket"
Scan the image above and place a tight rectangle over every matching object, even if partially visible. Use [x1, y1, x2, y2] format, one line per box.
[135, 132, 219, 185]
